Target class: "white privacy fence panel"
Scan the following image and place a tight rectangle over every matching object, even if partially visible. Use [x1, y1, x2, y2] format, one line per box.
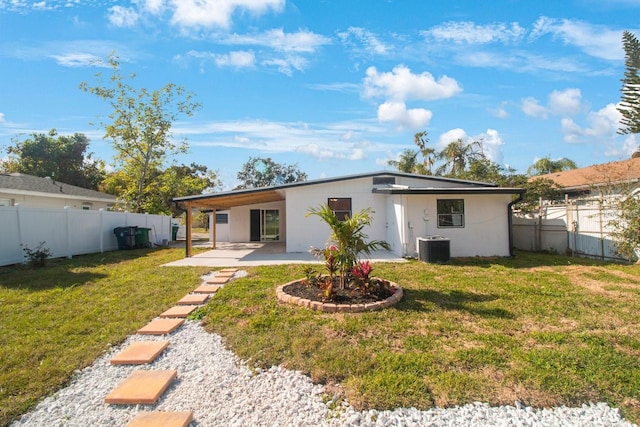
[0, 206, 172, 266]
[513, 201, 626, 261]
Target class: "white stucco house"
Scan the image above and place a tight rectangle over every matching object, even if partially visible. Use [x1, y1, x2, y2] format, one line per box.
[174, 171, 525, 258]
[0, 173, 117, 210]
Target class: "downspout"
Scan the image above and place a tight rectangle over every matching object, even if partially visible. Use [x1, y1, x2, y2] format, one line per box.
[507, 191, 525, 257]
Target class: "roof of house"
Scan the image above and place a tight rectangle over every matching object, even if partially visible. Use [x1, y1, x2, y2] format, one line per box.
[0, 173, 117, 201]
[529, 157, 640, 190]
[174, 170, 524, 209]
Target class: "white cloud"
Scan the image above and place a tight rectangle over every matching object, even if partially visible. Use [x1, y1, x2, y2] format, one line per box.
[337, 27, 390, 55]
[424, 21, 526, 44]
[529, 16, 624, 61]
[521, 97, 549, 119]
[605, 134, 639, 158]
[377, 101, 432, 130]
[108, 5, 139, 27]
[262, 54, 308, 75]
[0, 112, 5, 123]
[437, 128, 468, 147]
[477, 128, 504, 164]
[548, 88, 585, 116]
[50, 52, 105, 67]
[170, 0, 284, 30]
[362, 65, 462, 102]
[219, 29, 331, 53]
[215, 50, 255, 68]
[561, 103, 622, 143]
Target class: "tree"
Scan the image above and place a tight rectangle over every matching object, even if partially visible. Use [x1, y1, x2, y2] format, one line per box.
[618, 31, 640, 137]
[457, 158, 514, 185]
[413, 130, 435, 175]
[527, 156, 577, 176]
[80, 54, 201, 212]
[516, 177, 563, 214]
[387, 149, 420, 173]
[235, 157, 307, 189]
[609, 195, 640, 262]
[0, 129, 106, 189]
[435, 138, 485, 177]
[101, 162, 219, 215]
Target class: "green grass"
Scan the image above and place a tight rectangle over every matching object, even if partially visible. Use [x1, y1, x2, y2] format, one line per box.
[2, 250, 640, 426]
[199, 253, 640, 422]
[0, 248, 209, 427]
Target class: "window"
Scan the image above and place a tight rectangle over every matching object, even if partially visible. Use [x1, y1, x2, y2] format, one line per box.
[215, 213, 229, 224]
[328, 197, 352, 221]
[0, 198, 13, 207]
[373, 176, 395, 185]
[82, 202, 92, 210]
[437, 199, 464, 228]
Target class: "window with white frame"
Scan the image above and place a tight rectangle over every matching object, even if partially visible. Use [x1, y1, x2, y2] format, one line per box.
[437, 199, 465, 228]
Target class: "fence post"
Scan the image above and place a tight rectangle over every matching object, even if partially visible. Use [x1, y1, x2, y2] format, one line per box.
[99, 209, 104, 253]
[16, 204, 23, 254]
[65, 206, 72, 259]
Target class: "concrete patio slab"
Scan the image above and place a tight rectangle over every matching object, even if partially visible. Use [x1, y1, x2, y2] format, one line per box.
[110, 341, 169, 365]
[162, 242, 406, 267]
[126, 411, 193, 427]
[137, 318, 184, 335]
[105, 370, 177, 405]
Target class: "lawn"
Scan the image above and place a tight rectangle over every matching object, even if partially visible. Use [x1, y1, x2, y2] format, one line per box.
[199, 252, 640, 423]
[1, 250, 639, 426]
[0, 248, 209, 427]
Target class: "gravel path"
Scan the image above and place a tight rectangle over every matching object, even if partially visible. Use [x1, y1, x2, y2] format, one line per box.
[11, 319, 636, 427]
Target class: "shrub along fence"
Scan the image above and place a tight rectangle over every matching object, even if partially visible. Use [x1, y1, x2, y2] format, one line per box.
[0, 205, 172, 267]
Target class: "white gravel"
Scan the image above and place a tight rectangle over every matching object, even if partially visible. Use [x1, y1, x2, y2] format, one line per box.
[10, 319, 636, 427]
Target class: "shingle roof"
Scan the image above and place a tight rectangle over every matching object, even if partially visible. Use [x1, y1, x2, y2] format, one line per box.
[529, 158, 640, 190]
[0, 173, 117, 201]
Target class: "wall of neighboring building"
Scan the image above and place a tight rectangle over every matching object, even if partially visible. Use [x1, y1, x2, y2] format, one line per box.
[0, 191, 115, 210]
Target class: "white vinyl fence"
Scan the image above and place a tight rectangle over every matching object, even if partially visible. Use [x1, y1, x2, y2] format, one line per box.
[512, 200, 626, 261]
[0, 205, 173, 267]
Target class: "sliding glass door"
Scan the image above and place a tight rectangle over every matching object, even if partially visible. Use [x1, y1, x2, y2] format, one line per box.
[250, 209, 280, 242]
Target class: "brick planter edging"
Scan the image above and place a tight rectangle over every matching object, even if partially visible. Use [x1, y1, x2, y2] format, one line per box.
[276, 279, 403, 313]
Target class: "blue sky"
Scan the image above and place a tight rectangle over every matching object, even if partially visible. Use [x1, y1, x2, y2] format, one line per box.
[1, 0, 639, 189]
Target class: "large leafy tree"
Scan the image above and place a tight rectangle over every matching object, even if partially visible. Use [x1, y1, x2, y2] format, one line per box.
[435, 138, 485, 177]
[0, 129, 106, 189]
[101, 162, 220, 215]
[80, 54, 201, 212]
[527, 156, 577, 176]
[618, 30, 640, 138]
[235, 157, 307, 189]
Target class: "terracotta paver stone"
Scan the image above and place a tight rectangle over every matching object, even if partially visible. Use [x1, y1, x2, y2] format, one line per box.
[177, 293, 210, 305]
[105, 370, 177, 405]
[110, 341, 170, 365]
[137, 318, 184, 335]
[219, 268, 238, 273]
[159, 305, 199, 318]
[214, 271, 236, 278]
[193, 284, 222, 294]
[126, 411, 193, 427]
[205, 276, 229, 285]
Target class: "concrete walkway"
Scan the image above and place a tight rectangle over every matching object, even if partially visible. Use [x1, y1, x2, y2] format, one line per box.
[163, 242, 407, 267]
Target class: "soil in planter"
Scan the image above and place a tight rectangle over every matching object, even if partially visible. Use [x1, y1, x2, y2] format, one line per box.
[283, 280, 388, 305]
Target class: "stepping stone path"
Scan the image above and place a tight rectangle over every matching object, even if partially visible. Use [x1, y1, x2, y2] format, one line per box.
[126, 411, 193, 427]
[105, 268, 239, 425]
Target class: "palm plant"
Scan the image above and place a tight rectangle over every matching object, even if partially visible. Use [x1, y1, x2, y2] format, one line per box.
[306, 204, 390, 289]
[527, 156, 577, 176]
[435, 138, 485, 177]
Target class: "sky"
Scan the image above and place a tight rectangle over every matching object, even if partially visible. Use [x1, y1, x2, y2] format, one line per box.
[1, 0, 639, 190]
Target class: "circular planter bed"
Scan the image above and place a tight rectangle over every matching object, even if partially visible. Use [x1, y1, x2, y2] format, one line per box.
[276, 278, 403, 313]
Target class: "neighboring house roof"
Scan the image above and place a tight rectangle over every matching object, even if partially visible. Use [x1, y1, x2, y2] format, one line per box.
[529, 158, 640, 192]
[0, 173, 117, 202]
[175, 170, 524, 209]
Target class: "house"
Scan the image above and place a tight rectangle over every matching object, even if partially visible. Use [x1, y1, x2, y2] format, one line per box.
[174, 171, 524, 259]
[530, 157, 640, 201]
[0, 173, 117, 210]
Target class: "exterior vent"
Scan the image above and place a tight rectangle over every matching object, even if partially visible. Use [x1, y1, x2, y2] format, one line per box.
[373, 176, 396, 185]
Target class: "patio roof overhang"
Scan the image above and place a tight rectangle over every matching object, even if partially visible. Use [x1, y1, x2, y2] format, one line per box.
[174, 188, 286, 210]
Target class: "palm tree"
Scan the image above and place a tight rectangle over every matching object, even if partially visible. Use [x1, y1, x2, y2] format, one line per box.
[527, 156, 577, 176]
[387, 149, 420, 173]
[435, 138, 485, 177]
[414, 131, 435, 175]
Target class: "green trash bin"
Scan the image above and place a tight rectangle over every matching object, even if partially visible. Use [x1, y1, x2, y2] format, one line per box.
[171, 224, 179, 241]
[134, 227, 151, 248]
